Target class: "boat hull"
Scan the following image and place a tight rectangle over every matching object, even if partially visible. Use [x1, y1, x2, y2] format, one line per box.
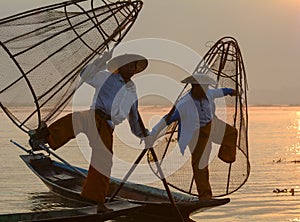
[17, 154, 229, 221]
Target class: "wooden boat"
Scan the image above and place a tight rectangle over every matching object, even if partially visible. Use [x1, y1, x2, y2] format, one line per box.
[14, 153, 230, 221]
[0, 201, 140, 222]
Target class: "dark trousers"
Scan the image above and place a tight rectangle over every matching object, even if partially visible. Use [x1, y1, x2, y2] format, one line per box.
[189, 123, 212, 200]
[212, 118, 238, 163]
[47, 110, 113, 203]
[189, 118, 237, 200]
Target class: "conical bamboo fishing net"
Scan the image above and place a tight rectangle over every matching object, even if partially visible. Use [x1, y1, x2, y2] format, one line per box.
[0, 0, 143, 133]
[148, 37, 250, 197]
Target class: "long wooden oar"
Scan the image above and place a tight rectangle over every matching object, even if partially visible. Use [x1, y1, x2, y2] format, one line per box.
[108, 112, 186, 222]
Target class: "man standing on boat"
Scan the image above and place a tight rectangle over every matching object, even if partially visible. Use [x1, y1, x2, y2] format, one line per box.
[29, 51, 150, 212]
[149, 73, 238, 200]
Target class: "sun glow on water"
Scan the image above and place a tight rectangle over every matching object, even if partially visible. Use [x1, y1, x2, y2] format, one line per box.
[294, 112, 300, 155]
[297, 112, 300, 137]
[285, 110, 300, 156]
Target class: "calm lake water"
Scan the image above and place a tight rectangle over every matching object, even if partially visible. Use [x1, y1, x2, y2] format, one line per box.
[1, 106, 300, 221]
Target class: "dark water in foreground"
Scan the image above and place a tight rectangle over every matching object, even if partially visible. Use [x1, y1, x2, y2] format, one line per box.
[1, 106, 300, 221]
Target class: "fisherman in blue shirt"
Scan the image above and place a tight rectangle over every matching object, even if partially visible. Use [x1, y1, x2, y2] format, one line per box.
[30, 52, 150, 212]
[150, 73, 238, 200]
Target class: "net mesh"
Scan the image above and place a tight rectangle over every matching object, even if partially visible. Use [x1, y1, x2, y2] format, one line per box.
[148, 37, 250, 197]
[0, 0, 143, 132]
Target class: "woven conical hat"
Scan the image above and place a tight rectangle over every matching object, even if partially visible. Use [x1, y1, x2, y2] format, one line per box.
[107, 54, 148, 74]
[181, 73, 217, 85]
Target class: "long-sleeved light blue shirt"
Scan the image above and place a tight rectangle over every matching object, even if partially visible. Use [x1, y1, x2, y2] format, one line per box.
[80, 62, 144, 138]
[152, 88, 234, 155]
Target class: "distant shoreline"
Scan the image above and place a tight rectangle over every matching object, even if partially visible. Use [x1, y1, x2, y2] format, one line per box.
[248, 104, 300, 107]
[1, 104, 300, 115]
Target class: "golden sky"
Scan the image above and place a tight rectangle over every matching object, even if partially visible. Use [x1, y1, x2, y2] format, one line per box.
[1, 0, 300, 105]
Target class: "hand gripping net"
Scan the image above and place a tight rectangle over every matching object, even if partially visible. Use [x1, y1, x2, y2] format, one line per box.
[0, 0, 143, 133]
[148, 36, 250, 197]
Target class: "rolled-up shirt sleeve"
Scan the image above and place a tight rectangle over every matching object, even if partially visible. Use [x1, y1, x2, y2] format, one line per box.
[207, 88, 234, 99]
[165, 109, 180, 125]
[128, 101, 145, 138]
[151, 108, 180, 139]
[222, 88, 234, 96]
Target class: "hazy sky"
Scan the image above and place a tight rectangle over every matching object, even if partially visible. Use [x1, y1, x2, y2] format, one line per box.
[1, 0, 300, 105]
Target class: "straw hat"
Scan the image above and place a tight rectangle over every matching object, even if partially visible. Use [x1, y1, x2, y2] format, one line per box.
[107, 54, 148, 74]
[181, 73, 217, 85]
